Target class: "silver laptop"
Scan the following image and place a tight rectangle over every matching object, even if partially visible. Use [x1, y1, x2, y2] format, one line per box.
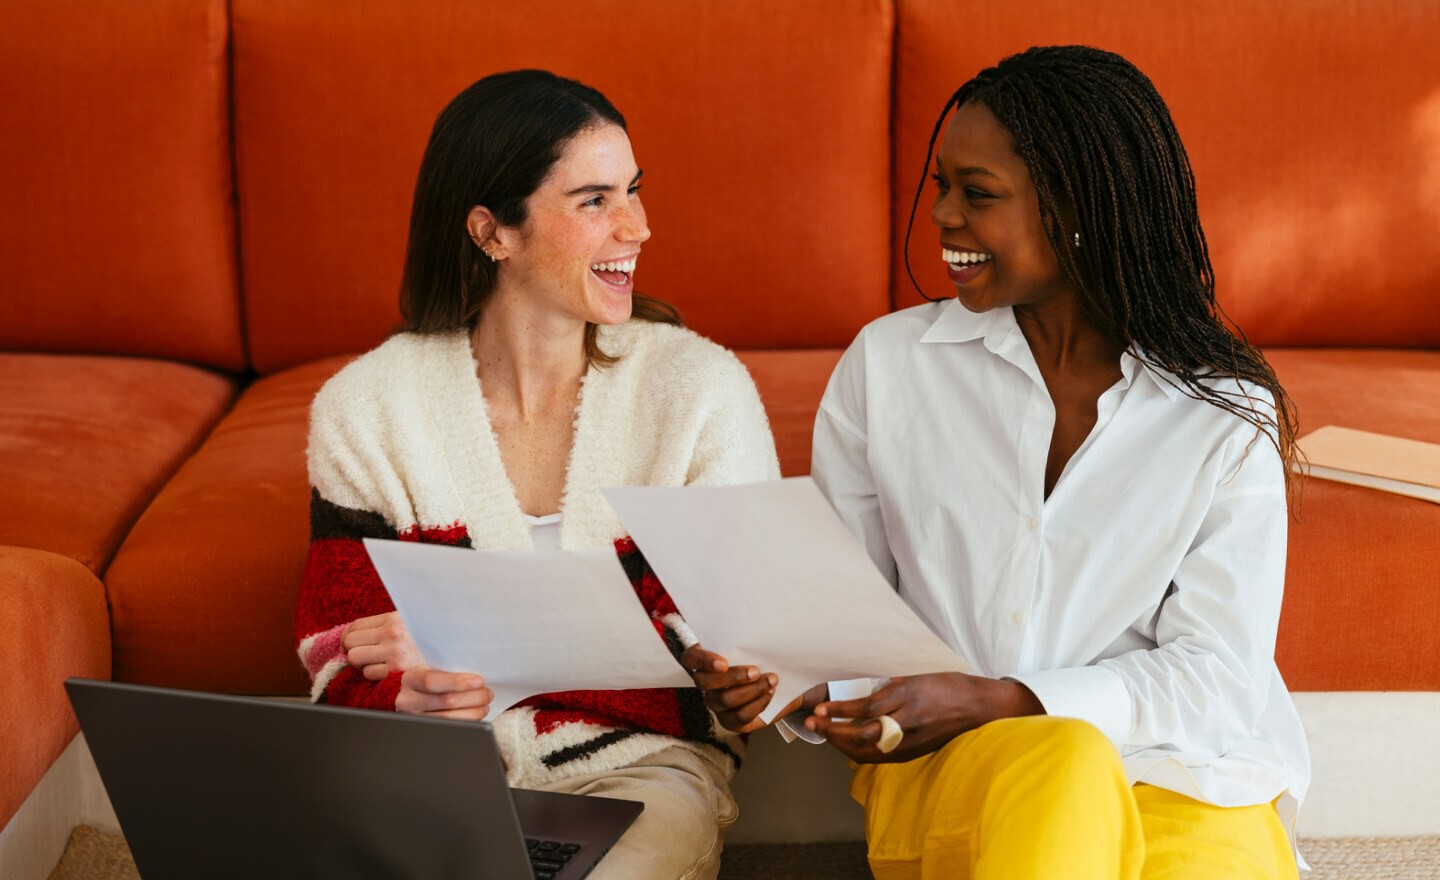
[66, 678, 642, 879]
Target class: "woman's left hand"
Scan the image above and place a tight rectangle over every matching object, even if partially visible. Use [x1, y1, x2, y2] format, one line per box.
[680, 643, 781, 733]
[806, 672, 1044, 763]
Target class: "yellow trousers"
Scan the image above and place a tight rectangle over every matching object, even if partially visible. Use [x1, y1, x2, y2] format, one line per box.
[850, 716, 1296, 880]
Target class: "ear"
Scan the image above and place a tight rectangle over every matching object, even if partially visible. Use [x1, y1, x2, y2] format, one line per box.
[466, 206, 505, 260]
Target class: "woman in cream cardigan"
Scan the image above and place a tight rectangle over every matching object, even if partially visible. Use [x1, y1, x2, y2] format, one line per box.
[294, 70, 779, 880]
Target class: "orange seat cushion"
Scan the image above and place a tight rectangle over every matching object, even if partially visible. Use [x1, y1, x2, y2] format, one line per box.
[0, 0, 244, 370]
[105, 357, 353, 694]
[1269, 349, 1440, 691]
[232, 0, 895, 373]
[0, 354, 235, 574]
[892, 0, 1440, 346]
[0, 546, 110, 829]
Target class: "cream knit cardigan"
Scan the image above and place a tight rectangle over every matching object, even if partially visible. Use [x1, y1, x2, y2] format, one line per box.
[304, 319, 781, 784]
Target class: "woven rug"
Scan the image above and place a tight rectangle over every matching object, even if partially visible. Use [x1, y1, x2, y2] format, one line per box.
[49, 824, 1440, 879]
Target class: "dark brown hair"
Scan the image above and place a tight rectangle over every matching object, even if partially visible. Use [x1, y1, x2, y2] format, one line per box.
[399, 69, 678, 366]
[905, 46, 1301, 501]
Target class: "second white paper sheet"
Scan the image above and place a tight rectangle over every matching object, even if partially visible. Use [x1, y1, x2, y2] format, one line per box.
[363, 539, 692, 715]
[603, 477, 970, 723]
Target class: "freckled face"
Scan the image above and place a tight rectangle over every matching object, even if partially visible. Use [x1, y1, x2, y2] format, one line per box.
[931, 101, 1069, 313]
[495, 123, 651, 326]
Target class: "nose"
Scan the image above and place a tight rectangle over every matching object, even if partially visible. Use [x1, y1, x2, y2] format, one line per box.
[618, 198, 651, 244]
[930, 190, 965, 231]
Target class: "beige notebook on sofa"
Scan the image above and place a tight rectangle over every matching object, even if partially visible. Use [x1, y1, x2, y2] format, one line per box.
[1295, 425, 1440, 504]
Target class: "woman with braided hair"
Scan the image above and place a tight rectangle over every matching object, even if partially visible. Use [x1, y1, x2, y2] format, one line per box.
[691, 46, 1309, 877]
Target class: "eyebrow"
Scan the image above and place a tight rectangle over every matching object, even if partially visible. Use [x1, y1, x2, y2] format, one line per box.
[564, 168, 644, 197]
[935, 160, 1000, 180]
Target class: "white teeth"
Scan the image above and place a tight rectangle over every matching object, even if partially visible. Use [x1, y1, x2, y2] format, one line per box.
[591, 257, 638, 273]
[942, 248, 991, 265]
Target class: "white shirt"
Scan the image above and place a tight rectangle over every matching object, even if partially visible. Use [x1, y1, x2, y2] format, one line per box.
[811, 300, 1311, 841]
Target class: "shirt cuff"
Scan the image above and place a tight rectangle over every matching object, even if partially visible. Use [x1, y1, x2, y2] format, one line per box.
[658, 612, 699, 653]
[1007, 665, 1133, 747]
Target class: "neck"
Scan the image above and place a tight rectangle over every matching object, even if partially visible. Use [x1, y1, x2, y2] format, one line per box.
[471, 292, 588, 419]
[1012, 295, 1121, 371]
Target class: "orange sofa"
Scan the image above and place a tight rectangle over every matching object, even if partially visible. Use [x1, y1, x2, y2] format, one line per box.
[2, 0, 1437, 856]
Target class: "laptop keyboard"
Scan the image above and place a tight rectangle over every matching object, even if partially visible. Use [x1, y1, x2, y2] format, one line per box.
[526, 838, 582, 879]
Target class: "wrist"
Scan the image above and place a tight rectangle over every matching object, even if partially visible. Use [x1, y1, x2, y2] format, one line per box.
[996, 678, 1045, 720]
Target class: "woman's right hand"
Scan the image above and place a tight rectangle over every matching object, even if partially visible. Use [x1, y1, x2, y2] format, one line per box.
[341, 612, 425, 681]
[395, 667, 494, 721]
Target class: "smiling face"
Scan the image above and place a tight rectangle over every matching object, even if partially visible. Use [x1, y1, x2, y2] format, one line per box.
[490, 123, 650, 326]
[931, 101, 1070, 313]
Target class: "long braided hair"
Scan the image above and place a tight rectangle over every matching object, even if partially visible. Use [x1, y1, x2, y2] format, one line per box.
[906, 45, 1301, 500]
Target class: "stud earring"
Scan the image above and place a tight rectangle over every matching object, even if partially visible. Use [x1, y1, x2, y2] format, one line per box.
[482, 249, 496, 262]
[1073, 232, 1081, 248]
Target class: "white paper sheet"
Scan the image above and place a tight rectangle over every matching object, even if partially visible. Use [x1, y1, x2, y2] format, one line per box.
[602, 478, 970, 723]
[362, 539, 692, 715]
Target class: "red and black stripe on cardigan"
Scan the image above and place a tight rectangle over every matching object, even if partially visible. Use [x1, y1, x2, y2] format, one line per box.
[296, 489, 740, 771]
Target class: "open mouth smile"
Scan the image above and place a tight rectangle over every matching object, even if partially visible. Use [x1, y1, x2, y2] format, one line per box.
[942, 247, 991, 284]
[590, 256, 638, 289]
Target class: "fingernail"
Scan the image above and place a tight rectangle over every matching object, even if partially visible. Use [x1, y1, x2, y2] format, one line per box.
[815, 705, 828, 717]
[767, 674, 777, 688]
[746, 668, 759, 681]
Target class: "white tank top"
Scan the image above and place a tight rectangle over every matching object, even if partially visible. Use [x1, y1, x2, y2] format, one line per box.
[524, 512, 562, 551]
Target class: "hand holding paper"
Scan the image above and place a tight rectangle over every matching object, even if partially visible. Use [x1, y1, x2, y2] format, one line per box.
[360, 478, 970, 728]
[603, 478, 971, 724]
[362, 540, 692, 716]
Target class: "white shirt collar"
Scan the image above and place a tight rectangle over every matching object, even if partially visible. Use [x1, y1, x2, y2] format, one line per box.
[919, 299, 1182, 400]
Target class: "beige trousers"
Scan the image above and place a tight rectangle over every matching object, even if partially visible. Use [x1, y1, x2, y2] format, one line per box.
[532, 746, 739, 880]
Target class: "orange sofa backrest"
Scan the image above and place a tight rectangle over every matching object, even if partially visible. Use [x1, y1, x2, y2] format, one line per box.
[0, 0, 245, 372]
[233, 0, 896, 374]
[893, 0, 1440, 347]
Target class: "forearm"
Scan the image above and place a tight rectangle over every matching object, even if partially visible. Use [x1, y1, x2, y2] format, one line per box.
[295, 497, 402, 704]
[617, 537, 697, 662]
[1018, 484, 1287, 751]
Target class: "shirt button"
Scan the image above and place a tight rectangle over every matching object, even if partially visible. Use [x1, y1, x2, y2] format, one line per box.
[1011, 611, 1025, 625]
[1025, 516, 1038, 532]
